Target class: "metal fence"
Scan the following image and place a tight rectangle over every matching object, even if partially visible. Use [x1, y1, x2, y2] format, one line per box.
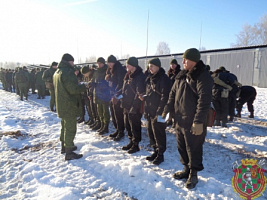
[115, 45, 267, 88]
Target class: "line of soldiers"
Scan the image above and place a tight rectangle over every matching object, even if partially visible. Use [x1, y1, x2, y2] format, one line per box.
[0, 49, 257, 190]
[55, 49, 211, 190]
[0, 63, 59, 111]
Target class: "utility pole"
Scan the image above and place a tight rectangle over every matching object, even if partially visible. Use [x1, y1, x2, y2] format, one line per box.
[145, 10, 149, 67]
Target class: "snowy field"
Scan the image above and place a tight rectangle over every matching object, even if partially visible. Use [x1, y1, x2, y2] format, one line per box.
[0, 84, 267, 200]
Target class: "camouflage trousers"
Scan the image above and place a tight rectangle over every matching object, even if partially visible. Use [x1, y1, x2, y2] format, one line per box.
[18, 85, 28, 100]
[60, 116, 77, 148]
[96, 102, 110, 125]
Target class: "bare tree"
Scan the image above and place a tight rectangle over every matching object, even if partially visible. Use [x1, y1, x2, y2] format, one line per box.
[232, 14, 267, 47]
[85, 56, 97, 63]
[155, 41, 170, 55]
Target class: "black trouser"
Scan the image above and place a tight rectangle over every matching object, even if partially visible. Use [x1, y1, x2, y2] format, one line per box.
[147, 117, 166, 155]
[176, 125, 207, 171]
[124, 112, 142, 144]
[213, 97, 229, 123]
[110, 101, 125, 132]
[89, 97, 98, 121]
[228, 94, 236, 117]
[236, 93, 256, 114]
[80, 97, 86, 119]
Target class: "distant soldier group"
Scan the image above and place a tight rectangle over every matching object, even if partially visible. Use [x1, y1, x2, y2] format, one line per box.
[0, 48, 257, 190]
[0, 63, 59, 111]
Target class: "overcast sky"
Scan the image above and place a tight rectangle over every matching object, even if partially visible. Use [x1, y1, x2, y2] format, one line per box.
[0, 0, 266, 65]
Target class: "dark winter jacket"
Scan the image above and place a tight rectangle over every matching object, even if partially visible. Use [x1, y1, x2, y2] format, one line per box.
[53, 60, 86, 118]
[212, 71, 235, 100]
[167, 65, 181, 85]
[106, 61, 126, 96]
[144, 68, 172, 118]
[92, 64, 110, 103]
[239, 86, 257, 99]
[167, 60, 213, 129]
[121, 66, 146, 114]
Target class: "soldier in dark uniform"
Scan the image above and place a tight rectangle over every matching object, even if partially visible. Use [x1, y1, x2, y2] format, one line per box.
[121, 57, 146, 154]
[236, 86, 257, 118]
[164, 48, 213, 189]
[166, 59, 181, 127]
[144, 58, 171, 165]
[105, 55, 126, 141]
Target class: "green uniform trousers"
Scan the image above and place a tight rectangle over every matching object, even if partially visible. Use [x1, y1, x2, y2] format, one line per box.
[36, 84, 45, 97]
[96, 102, 110, 125]
[18, 84, 28, 99]
[49, 88, 55, 110]
[60, 116, 77, 148]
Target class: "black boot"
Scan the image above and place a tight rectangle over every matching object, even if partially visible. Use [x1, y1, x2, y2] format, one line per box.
[61, 142, 77, 154]
[122, 141, 133, 151]
[65, 148, 83, 161]
[77, 117, 85, 123]
[221, 121, 228, 128]
[235, 112, 241, 118]
[109, 131, 118, 138]
[113, 131, 124, 141]
[37, 96, 41, 99]
[128, 143, 140, 154]
[89, 120, 98, 128]
[185, 169, 198, 189]
[92, 121, 101, 130]
[146, 150, 158, 161]
[99, 124, 109, 135]
[214, 120, 221, 126]
[87, 119, 95, 126]
[152, 154, 164, 165]
[248, 112, 254, 118]
[173, 165, 190, 180]
[97, 122, 105, 132]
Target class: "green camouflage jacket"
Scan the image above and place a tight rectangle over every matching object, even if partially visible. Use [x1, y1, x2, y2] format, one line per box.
[53, 60, 86, 118]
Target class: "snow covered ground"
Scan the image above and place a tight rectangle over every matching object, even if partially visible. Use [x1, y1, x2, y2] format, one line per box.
[0, 84, 266, 200]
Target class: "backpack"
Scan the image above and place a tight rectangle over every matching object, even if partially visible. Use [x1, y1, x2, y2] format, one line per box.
[16, 72, 27, 83]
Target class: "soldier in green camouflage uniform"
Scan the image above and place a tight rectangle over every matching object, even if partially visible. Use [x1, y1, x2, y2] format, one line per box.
[53, 54, 86, 161]
[15, 67, 29, 100]
[43, 62, 58, 111]
[35, 68, 46, 99]
[29, 69, 37, 94]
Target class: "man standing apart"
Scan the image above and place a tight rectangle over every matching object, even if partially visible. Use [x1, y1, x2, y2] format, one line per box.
[53, 53, 86, 160]
[43, 62, 58, 111]
[165, 48, 213, 189]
